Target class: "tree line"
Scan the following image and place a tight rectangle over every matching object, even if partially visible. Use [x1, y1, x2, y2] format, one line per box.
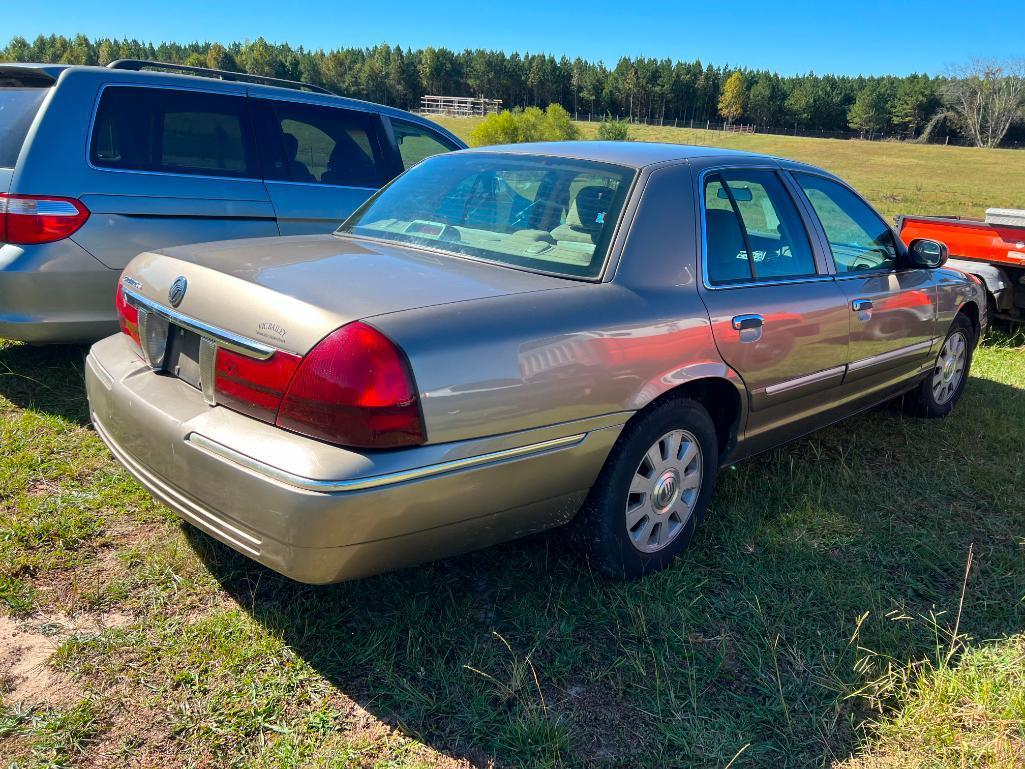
[3, 34, 1023, 146]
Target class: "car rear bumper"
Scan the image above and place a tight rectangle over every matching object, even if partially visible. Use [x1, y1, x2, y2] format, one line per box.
[0, 241, 119, 343]
[85, 333, 624, 583]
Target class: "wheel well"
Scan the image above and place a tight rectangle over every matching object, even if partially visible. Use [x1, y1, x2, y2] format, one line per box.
[640, 378, 741, 461]
[957, 301, 981, 341]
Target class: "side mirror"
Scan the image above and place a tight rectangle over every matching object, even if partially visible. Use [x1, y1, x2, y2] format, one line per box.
[908, 238, 948, 269]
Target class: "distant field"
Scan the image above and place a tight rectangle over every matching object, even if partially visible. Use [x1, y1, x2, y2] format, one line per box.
[434, 117, 1025, 221]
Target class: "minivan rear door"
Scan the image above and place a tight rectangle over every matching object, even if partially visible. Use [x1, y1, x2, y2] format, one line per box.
[250, 96, 394, 235]
[70, 84, 277, 269]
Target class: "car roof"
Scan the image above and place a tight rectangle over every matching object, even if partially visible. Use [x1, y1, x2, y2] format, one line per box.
[461, 140, 820, 172]
[3, 62, 462, 144]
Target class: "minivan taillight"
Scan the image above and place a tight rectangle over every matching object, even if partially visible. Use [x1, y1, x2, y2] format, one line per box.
[276, 322, 425, 449]
[0, 194, 90, 244]
[114, 284, 141, 346]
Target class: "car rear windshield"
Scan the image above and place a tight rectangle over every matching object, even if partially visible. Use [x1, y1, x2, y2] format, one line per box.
[339, 152, 635, 279]
[0, 88, 48, 168]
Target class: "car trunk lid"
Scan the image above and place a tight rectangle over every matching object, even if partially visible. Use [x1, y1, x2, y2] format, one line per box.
[121, 232, 577, 356]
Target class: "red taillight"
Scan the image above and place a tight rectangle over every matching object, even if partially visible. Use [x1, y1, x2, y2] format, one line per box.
[0, 194, 90, 245]
[214, 347, 302, 422]
[115, 284, 141, 346]
[275, 322, 425, 449]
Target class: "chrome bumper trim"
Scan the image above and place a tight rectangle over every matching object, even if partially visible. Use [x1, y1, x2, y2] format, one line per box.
[187, 431, 588, 493]
[123, 287, 275, 360]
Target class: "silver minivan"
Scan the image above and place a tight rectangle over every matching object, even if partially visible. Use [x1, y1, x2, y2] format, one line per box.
[0, 60, 465, 343]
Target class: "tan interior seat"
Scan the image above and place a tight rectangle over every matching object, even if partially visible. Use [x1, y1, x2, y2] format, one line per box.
[550, 186, 615, 247]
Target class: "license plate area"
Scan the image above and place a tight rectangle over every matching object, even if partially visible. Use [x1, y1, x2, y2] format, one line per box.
[137, 308, 216, 402]
[164, 324, 204, 390]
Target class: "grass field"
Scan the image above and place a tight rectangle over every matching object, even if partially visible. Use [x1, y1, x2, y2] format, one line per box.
[2, 130, 1025, 768]
[434, 117, 1025, 222]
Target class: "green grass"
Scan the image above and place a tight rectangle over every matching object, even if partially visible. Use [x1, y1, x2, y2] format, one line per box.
[1, 329, 1023, 767]
[435, 117, 1025, 221]
[2, 134, 1024, 766]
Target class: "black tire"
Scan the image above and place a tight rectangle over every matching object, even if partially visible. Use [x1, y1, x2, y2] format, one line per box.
[903, 313, 975, 418]
[567, 398, 719, 579]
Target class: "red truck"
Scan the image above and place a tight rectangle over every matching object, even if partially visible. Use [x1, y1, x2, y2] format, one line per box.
[897, 209, 1025, 324]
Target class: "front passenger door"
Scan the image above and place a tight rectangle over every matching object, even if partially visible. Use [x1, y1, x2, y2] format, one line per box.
[792, 173, 937, 386]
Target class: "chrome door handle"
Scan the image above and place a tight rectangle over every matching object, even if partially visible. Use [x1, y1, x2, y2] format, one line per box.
[732, 314, 764, 331]
[852, 299, 873, 312]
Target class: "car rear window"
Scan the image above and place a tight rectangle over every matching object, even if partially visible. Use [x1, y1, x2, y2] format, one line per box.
[90, 86, 259, 178]
[339, 152, 635, 279]
[0, 87, 48, 168]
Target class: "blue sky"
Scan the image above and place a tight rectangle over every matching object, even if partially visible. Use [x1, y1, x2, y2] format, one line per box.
[6, 0, 1021, 76]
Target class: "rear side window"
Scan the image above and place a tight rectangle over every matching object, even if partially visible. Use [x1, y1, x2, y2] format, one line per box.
[391, 119, 458, 170]
[90, 87, 258, 178]
[254, 100, 389, 188]
[703, 169, 817, 285]
[0, 88, 48, 168]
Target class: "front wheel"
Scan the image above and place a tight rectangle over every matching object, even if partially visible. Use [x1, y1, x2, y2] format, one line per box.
[903, 314, 974, 418]
[567, 398, 719, 579]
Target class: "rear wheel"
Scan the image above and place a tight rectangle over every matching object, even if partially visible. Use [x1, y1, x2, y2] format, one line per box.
[567, 398, 718, 578]
[903, 314, 974, 418]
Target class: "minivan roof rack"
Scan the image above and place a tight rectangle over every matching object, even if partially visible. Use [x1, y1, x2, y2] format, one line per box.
[106, 59, 333, 95]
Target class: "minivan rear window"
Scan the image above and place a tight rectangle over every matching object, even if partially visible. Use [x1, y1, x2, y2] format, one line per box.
[90, 86, 259, 178]
[0, 88, 48, 168]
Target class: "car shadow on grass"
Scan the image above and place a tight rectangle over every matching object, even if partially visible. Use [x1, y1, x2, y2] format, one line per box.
[0, 342, 91, 425]
[6, 338, 1020, 767]
[183, 372, 1025, 768]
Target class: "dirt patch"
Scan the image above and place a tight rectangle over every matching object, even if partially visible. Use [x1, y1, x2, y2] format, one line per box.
[0, 610, 131, 707]
[552, 680, 657, 763]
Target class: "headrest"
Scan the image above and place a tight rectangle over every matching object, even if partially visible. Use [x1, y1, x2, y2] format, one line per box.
[328, 133, 366, 167]
[566, 185, 614, 232]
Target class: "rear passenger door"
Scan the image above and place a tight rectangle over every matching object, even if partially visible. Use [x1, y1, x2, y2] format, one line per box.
[696, 166, 851, 449]
[252, 98, 393, 235]
[78, 85, 278, 270]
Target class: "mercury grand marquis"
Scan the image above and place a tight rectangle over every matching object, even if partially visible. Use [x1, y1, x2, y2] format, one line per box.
[85, 142, 986, 582]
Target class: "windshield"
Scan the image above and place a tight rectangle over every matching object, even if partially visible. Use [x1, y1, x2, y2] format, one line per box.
[0, 88, 48, 168]
[339, 152, 635, 279]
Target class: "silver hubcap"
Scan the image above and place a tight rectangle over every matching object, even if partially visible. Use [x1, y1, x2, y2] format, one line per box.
[932, 330, 967, 405]
[626, 430, 703, 553]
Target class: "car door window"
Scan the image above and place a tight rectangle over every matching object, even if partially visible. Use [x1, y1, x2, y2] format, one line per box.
[703, 169, 817, 285]
[794, 173, 898, 273]
[391, 119, 459, 170]
[90, 86, 258, 178]
[257, 101, 389, 188]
